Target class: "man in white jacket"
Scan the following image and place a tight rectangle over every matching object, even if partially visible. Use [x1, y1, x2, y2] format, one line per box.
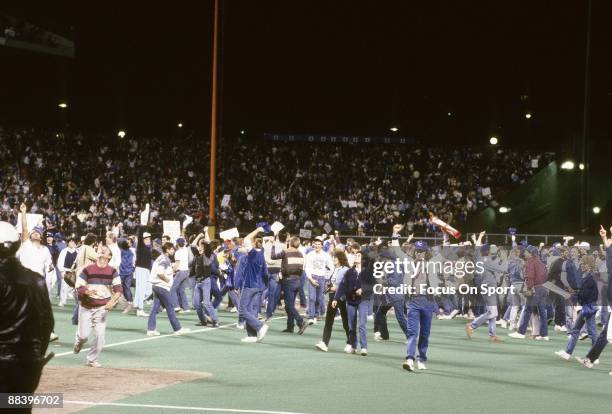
[305, 238, 333, 325]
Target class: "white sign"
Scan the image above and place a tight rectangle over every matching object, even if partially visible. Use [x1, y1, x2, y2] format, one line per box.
[140, 203, 150, 226]
[15, 214, 44, 234]
[299, 229, 312, 239]
[323, 223, 332, 234]
[183, 214, 193, 228]
[163, 221, 181, 242]
[221, 194, 231, 207]
[219, 227, 240, 240]
[271, 221, 284, 234]
[348, 200, 358, 208]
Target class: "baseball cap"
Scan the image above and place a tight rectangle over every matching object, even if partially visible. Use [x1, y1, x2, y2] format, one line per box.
[31, 225, 44, 236]
[143, 232, 152, 238]
[0, 222, 20, 245]
[176, 237, 186, 246]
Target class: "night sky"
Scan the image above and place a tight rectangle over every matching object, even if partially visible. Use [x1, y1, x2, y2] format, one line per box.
[1, 1, 610, 150]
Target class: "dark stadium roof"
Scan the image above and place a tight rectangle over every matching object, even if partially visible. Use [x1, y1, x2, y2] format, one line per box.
[1, 1, 611, 148]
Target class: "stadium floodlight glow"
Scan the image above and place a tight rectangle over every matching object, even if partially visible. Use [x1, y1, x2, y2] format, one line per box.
[390, 127, 399, 132]
[489, 136, 498, 145]
[561, 160, 575, 170]
[117, 130, 126, 138]
[240, 130, 245, 135]
[593, 206, 601, 214]
[525, 113, 532, 119]
[579, 163, 585, 170]
[178, 123, 183, 128]
[447, 112, 452, 116]
[499, 206, 511, 214]
[58, 102, 68, 109]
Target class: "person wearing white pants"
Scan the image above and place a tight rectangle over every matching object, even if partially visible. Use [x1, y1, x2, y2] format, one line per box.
[73, 246, 122, 367]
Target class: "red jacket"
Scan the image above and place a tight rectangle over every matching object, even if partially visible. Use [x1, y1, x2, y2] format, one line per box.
[525, 256, 547, 289]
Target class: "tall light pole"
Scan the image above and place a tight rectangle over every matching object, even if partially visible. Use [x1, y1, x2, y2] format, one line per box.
[208, 0, 220, 235]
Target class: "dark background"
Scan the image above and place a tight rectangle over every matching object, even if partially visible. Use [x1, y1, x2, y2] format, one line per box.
[0, 1, 610, 153]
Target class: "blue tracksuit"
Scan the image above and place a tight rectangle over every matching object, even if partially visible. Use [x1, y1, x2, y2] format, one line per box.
[239, 247, 268, 337]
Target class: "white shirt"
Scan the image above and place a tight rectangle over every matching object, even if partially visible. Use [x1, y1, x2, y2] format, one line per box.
[108, 242, 121, 270]
[17, 240, 52, 277]
[149, 254, 174, 290]
[304, 250, 333, 278]
[174, 247, 190, 272]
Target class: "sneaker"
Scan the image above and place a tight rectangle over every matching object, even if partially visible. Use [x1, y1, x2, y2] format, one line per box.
[50, 333, 59, 342]
[374, 332, 383, 341]
[508, 322, 516, 331]
[448, 309, 459, 319]
[367, 315, 374, 321]
[229, 307, 237, 313]
[417, 361, 427, 370]
[594, 359, 600, 365]
[257, 324, 269, 342]
[308, 318, 316, 326]
[315, 341, 328, 352]
[559, 325, 568, 332]
[122, 303, 133, 314]
[579, 332, 589, 341]
[576, 356, 594, 368]
[195, 321, 207, 326]
[535, 336, 550, 341]
[508, 332, 526, 339]
[241, 336, 257, 343]
[334, 316, 342, 321]
[174, 328, 191, 336]
[86, 360, 102, 368]
[174, 307, 182, 312]
[344, 344, 355, 354]
[73, 340, 85, 354]
[282, 327, 295, 333]
[554, 325, 563, 332]
[403, 358, 415, 371]
[298, 322, 308, 335]
[136, 309, 149, 317]
[465, 324, 474, 339]
[489, 336, 504, 343]
[361, 348, 368, 356]
[181, 309, 191, 314]
[555, 350, 571, 360]
[237, 323, 245, 330]
[499, 320, 508, 329]
[146, 330, 161, 336]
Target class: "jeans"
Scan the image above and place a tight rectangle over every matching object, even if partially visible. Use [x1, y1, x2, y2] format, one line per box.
[518, 286, 548, 336]
[441, 293, 458, 315]
[566, 310, 598, 354]
[347, 301, 369, 349]
[209, 276, 224, 309]
[586, 306, 612, 362]
[307, 275, 327, 319]
[171, 270, 190, 310]
[240, 287, 264, 337]
[406, 296, 435, 361]
[266, 274, 281, 319]
[148, 286, 182, 332]
[471, 305, 499, 336]
[298, 272, 307, 307]
[506, 282, 525, 323]
[120, 273, 134, 302]
[282, 277, 304, 329]
[374, 295, 408, 340]
[322, 295, 349, 346]
[193, 278, 218, 323]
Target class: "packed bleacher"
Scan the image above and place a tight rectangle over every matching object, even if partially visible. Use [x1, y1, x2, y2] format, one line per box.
[0, 127, 554, 237]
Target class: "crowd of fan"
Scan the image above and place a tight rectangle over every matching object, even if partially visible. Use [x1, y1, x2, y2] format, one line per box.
[0, 127, 554, 238]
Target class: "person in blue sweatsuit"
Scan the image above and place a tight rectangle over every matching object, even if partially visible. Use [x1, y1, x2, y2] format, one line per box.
[404, 240, 439, 372]
[238, 226, 269, 343]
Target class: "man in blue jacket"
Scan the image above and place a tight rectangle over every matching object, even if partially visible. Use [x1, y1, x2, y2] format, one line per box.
[238, 226, 269, 343]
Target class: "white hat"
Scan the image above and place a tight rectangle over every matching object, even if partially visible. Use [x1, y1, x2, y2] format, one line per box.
[143, 232, 152, 238]
[0, 222, 19, 245]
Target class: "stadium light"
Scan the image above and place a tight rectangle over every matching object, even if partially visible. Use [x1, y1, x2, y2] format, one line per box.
[593, 206, 601, 214]
[447, 112, 452, 117]
[489, 136, 498, 145]
[525, 113, 532, 119]
[499, 206, 511, 214]
[390, 127, 399, 132]
[560, 160, 575, 170]
[240, 130, 245, 135]
[58, 102, 68, 109]
[178, 122, 183, 128]
[579, 163, 585, 170]
[117, 130, 126, 138]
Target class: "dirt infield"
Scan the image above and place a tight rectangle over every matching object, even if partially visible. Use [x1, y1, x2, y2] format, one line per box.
[34, 365, 212, 413]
